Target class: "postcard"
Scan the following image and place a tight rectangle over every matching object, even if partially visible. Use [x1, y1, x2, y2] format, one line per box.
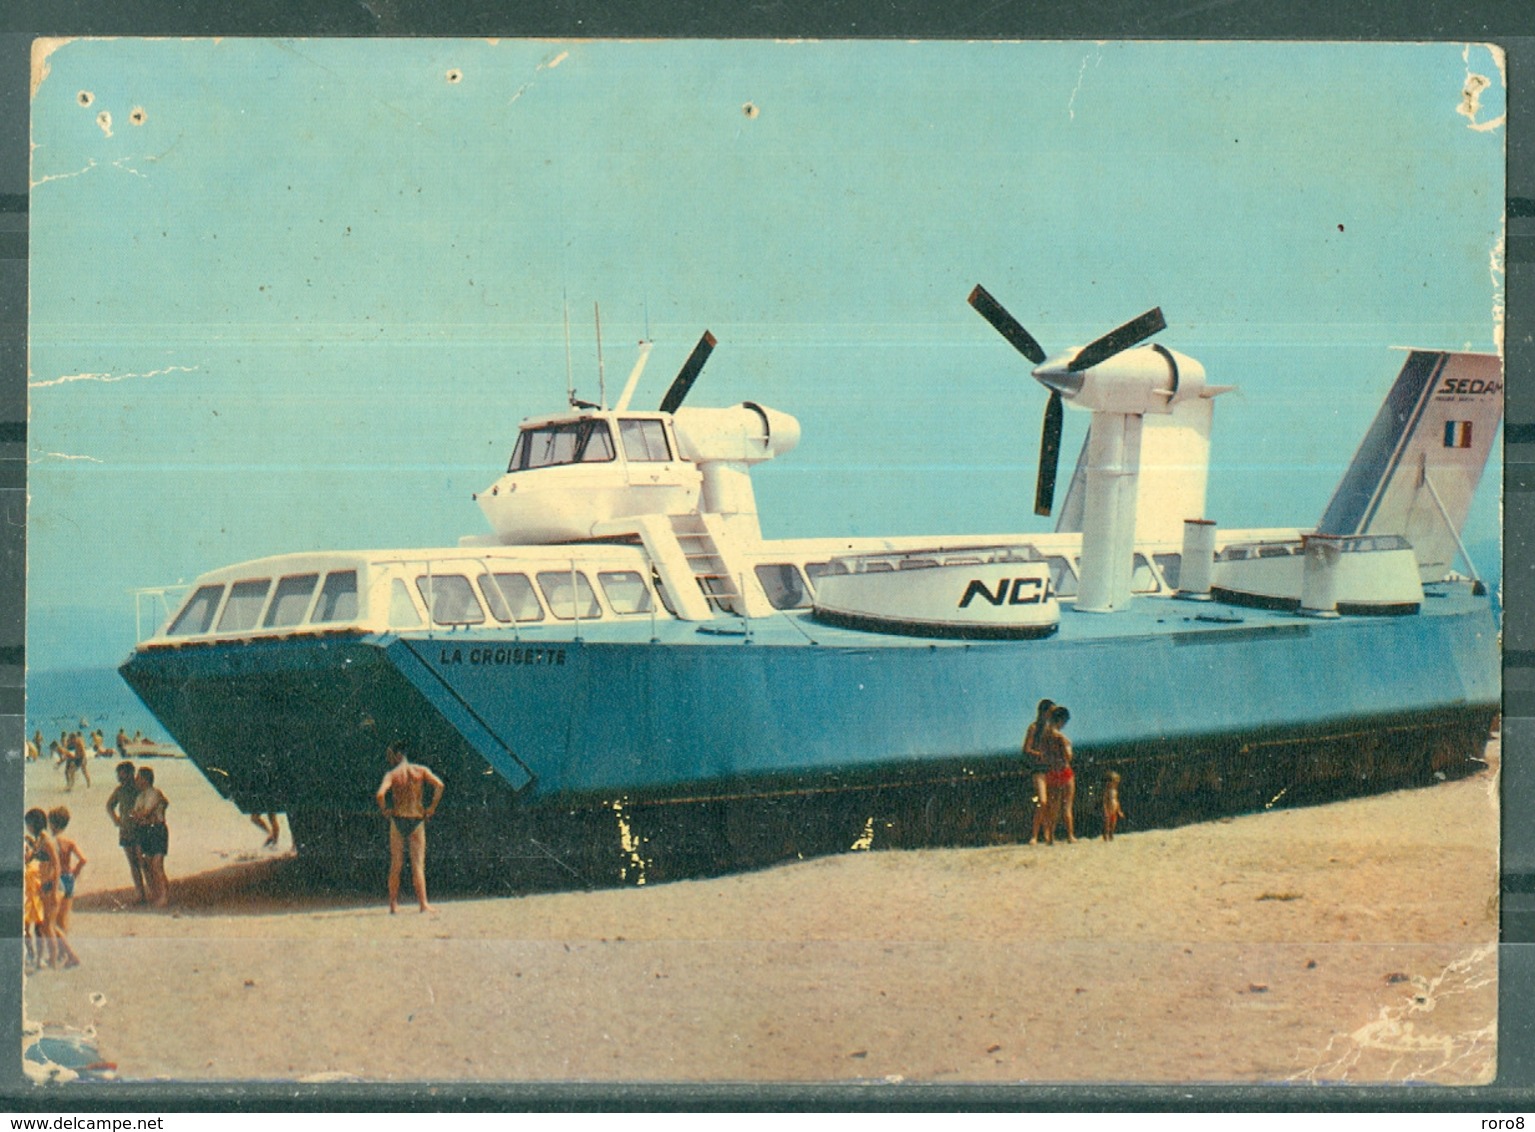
[22, 38, 1504, 1086]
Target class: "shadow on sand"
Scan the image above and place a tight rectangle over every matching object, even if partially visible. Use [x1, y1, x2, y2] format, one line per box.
[75, 856, 382, 916]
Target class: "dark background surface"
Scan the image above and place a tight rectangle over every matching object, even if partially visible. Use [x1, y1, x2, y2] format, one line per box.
[0, 1, 1531, 1111]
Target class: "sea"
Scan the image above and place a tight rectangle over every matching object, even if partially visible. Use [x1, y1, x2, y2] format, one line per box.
[26, 666, 167, 746]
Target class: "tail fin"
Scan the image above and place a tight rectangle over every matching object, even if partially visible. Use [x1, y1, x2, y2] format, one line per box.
[1316, 349, 1501, 581]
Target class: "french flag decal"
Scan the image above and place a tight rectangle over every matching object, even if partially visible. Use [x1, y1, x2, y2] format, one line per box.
[1444, 420, 1473, 448]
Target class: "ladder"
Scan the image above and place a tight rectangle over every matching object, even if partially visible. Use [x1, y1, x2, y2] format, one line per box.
[670, 513, 743, 615]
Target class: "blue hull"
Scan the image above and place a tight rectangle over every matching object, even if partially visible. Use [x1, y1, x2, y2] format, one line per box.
[119, 583, 1499, 868]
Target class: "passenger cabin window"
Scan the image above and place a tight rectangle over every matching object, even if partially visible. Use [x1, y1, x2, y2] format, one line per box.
[804, 561, 849, 587]
[312, 571, 359, 622]
[599, 570, 654, 614]
[619, 419, 672, 462]
[217, 579, 271, 633]
[388, 579, 422, 628]
[510, 420, 616, 471]
[755, 563, 810, 610]
[415, 574, 485, 625]
[537, 570, 601, 620]
[168, 584, 224, 637]
[263, 574, 319, 628]
[652, 570, 677, 617]
[478, 572, 545, 623]
[1130, 553, 1160, 593]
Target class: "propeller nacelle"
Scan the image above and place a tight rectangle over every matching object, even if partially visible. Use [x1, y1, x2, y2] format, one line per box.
[969, 284, 1233, 613]
[1033, 343, 1207, 416]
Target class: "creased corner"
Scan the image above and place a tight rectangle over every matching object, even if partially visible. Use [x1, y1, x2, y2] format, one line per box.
[31, 38, 73, 100]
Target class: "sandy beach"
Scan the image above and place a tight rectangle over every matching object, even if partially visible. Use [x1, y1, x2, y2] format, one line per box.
[21, 740, 1499, 1086]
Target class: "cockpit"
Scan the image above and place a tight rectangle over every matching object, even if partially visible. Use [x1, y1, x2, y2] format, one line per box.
[507, 416, 675, 473]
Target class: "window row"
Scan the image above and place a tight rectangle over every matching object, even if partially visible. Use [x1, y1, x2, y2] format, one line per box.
[168, 570, 359, 637]
[507, 418, 673, 472]
[167, 552, 1190, 638]
[165, 566, 660, 637]
[405, 569, 655, 627]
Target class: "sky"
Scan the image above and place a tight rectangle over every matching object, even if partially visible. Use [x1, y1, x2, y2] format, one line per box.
[26, 38, 1506, 671]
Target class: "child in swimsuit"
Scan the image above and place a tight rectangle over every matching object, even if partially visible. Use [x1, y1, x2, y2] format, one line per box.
[49, 808, 86, 960]
[1101, 771, 1125, 842]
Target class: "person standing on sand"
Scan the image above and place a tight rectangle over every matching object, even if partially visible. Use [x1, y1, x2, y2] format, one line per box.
[1043, 704, 1076, 844]
[376, 742, 445, 914]
[106, 761, 146, 904]
[1101, 771, 1125, 841]
[25, 809, 61, 968]
[45, 808, 83, 968]
[68, 733, 91, 789]
[131, 766, 170, 908]
[249, 812, 282, 848]
[23, 830, 45, 970]
[1022, 698, 1054, 845]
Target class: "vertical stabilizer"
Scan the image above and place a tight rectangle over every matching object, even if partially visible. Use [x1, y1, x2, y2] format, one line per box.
[1316, 350, 1501, 581]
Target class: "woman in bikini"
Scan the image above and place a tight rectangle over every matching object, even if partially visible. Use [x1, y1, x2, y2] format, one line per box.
[24, 809, 61, 968]
[1043, 705, 1077, 843]
[1022, 698, 1054, 845]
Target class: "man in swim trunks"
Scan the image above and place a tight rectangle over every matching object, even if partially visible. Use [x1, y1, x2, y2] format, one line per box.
[105, 761, 146, 904]
[131, 766, 170, 908]
[375, 742, 445, 914]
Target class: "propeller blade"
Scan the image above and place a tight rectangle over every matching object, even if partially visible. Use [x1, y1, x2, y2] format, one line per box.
[1035, 390, 1064, 516]
[968, 285, 1046, 365]
[658, 331, 718, 414]
[1067, 307, 1166, 373]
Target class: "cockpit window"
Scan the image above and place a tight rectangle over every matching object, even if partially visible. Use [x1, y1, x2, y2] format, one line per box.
[264, 574, 320, 628]
[217, 579, 271, 633]
[168, 584, 224, 637]
[619, 419, 671, 462]
[510, 420, 616, 471]
[312, 571, 360, 623]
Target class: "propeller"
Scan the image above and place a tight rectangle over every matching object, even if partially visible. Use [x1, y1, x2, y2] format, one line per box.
[1066, 307, 1166, 373]
[968, 285, 1165, 516]
[658, 331, 718, 414]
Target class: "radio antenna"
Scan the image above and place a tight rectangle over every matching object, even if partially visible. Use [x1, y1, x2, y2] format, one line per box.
[562, 292, 575, 407]
[594, 302, 606, 410]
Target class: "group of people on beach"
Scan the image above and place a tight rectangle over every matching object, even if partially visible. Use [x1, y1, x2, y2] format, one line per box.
[27, 726, 154, 770]
[23, 806, 85, 971]
[1022, 699, 1124, 844]
[104, 761, 172, 908]
[35, 731, 95, 791]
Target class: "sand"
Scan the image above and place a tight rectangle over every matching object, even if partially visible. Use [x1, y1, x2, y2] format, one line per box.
[21, 740, 1499, 1086]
